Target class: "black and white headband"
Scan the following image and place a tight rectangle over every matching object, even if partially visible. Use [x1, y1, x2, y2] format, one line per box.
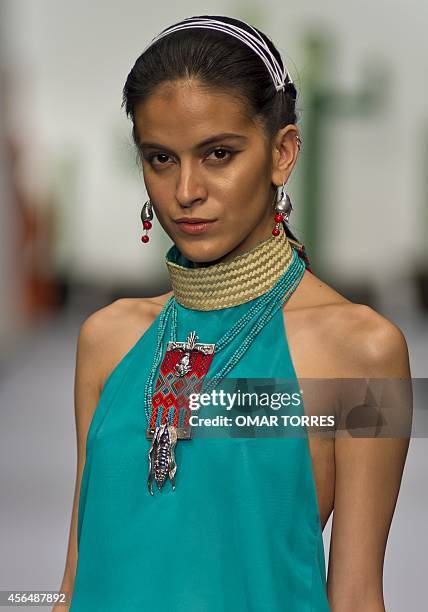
[141, 16, 294, 93]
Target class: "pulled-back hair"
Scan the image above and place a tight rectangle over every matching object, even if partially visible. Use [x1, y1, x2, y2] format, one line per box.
[122, 15, 298, 149]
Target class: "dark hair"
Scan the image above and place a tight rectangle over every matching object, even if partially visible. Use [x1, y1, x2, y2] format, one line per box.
[122, 14, 298, 150]
[121, 14, 311, 270]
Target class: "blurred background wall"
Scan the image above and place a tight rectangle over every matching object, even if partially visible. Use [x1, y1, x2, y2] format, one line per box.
[0, 1, 427, 610]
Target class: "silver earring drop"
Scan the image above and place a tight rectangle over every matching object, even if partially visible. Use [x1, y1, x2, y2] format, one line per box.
[140, 199, 153, 243]
[272, 181, 293, 237]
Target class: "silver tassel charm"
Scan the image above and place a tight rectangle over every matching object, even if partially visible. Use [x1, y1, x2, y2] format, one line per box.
[147, 424, 178, 495]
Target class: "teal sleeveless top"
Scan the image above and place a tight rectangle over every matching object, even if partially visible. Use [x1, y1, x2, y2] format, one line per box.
[70, 234, 330, 611]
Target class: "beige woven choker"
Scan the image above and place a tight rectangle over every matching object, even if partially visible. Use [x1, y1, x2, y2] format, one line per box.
[165, 228, 295, 310]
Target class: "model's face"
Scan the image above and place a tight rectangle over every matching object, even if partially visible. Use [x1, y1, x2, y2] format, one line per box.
[134, 79, 288, 264]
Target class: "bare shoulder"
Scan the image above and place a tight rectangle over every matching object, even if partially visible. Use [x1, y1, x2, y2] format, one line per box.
[336, 301, 411, 378]
[325, 301, 409, 374]
[80, 293, 170, 342]
[284, 270, 411, 378]
[79, 292, 173, 392]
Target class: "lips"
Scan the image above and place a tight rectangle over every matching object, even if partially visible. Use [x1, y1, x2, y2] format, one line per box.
[175, 218, 214, 224]
[175, 218, 216, 235]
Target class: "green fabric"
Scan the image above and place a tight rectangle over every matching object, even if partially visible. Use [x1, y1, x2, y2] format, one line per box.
[70, 247, 330, 611]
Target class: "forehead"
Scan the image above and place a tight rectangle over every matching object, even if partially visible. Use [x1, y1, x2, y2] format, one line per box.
[134, 80, 261, 144]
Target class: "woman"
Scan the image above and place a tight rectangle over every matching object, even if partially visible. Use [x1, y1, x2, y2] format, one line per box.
[56, 15, 411, 612]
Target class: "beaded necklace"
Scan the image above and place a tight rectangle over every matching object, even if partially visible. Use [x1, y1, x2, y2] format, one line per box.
[145, 229, 307, 495]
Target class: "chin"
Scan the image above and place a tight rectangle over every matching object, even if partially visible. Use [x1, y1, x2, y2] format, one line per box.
[174, 235, 232, 264]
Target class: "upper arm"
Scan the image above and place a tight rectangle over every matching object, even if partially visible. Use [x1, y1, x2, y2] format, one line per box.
[327, 307, 412, 611]
[59, 305, 116, 593]
[74, 309, 109, 472]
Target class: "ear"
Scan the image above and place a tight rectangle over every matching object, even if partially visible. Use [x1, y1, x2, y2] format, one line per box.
[271, 125, 301, 188]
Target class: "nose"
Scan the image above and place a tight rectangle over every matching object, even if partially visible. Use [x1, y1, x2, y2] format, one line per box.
[175, 159, 207, 208]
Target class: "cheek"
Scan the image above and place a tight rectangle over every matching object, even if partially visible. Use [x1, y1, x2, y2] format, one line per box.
[219, 159, 271, 218]
[150, 206, 176, 243]
[152, 205, 172, 235]
[143, 175, 173, 219]
[143, 167, 167, 197]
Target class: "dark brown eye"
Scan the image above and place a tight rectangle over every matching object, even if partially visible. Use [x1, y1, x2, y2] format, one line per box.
[208, 147, 233, 162]
[148, 153, 171, 165]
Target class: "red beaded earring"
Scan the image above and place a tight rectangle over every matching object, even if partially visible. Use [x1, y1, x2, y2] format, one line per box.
[140, 199, 153, 243]
[272, 181, 292, 237]
[272, 134, 301, 237]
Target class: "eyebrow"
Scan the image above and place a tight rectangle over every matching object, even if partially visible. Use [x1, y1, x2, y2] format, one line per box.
[138, 132, 248, 153]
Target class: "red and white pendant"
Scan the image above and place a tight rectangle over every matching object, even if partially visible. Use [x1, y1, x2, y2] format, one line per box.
[147, 331, 215, 495]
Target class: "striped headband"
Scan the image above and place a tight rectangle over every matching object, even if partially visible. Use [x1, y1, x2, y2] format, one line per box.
[141, 16, 293, 93]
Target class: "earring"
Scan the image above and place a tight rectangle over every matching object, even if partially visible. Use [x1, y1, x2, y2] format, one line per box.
[140, 199, 153, 243]
[272, 180, 293, 237]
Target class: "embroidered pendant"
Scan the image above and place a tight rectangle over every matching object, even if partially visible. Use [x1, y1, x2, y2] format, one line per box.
[146, 330, 215, 494]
